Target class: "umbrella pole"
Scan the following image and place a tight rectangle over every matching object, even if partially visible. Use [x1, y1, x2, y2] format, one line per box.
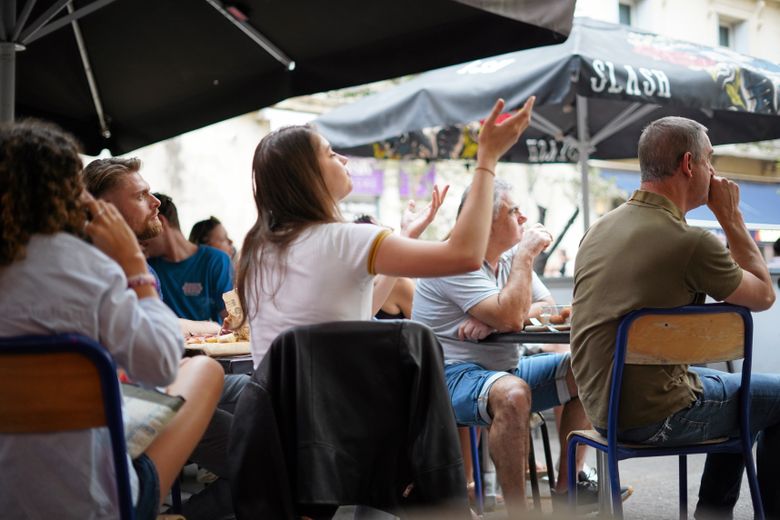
[0, 42, 16, 122]
[576, 94, 590, 232]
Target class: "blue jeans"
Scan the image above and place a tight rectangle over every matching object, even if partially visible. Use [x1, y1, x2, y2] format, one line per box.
[445, 353, 571, 426]
[608, 367, 780, 519]
[183, 373, 249, 520]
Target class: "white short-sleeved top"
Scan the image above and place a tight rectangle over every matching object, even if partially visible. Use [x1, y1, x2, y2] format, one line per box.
[248, 223, 390, 367]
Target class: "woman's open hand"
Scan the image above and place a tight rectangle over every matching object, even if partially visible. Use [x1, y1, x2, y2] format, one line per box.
[400, 183, 450, 239]
[477, 96, 535, 164]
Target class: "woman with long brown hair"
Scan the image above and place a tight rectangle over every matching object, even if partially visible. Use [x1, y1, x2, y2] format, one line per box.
[237, 97, 535, 367]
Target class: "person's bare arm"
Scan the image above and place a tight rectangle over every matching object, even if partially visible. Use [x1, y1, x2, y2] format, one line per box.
[708, 176, 775, 311]
[526, 295, 556, 325]
[460, 293, 555, 339]
[373, 97, 535, 277]
[371, 276, 398, 315]
[179, 319, 221, 337]
[458, 315, 495, 341]
[371, 185, 448, 314]
[391, 277, 416, 319]
[400, 184, 450, 240]
[466, 225, 551, 332]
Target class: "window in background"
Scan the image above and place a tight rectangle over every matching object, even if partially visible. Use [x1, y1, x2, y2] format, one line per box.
[618, 2, 632, 26]
[717, 14, 748, 53]
[719, 23, 732, 47]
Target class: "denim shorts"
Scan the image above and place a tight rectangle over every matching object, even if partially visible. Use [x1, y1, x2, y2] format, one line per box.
[133, 453, 160, 520]
[600, 366, 780, 447]
[445, 352, 571, 426]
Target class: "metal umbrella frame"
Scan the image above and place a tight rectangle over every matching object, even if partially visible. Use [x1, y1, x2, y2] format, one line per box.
[315, 17, 780, 231]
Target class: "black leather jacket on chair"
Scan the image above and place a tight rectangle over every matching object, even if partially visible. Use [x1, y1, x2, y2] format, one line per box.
[229, 320, 469, 519]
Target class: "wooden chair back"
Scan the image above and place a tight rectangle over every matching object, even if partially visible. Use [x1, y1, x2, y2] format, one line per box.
[0, 351, 107, 433]
[625, 310, 745, 365]
[0, 334, 134, 519]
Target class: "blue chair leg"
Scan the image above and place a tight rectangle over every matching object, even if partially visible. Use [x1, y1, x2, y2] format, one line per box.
[609, 451, 623, 519]
[469, 426, 483, 515]
[743, 441, 765, 520]
[679, 455, 687, 520]
[566, 436, 580, 513]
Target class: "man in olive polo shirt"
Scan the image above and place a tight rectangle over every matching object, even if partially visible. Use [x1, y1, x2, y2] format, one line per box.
[572, 116, 780, 518]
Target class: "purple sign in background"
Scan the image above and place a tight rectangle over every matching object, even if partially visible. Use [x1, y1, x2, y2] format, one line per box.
[399, 164, 436, 198]
[350, 168, 385, 196]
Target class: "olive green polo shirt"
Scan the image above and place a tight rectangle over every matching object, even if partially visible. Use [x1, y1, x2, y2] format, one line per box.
[571, 190, 743, 430]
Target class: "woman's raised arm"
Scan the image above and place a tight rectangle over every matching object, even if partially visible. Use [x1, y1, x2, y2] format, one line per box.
[373, 96, 535, 278]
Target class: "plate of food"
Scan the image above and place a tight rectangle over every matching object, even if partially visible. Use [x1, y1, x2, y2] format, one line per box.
[185, 333, 250, 356]
[524, 325, 550, 332]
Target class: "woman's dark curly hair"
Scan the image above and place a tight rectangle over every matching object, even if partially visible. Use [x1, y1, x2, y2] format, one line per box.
[0, 119, 86, 266]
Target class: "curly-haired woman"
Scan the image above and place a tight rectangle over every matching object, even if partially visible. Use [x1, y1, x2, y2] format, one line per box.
[0, 119, 224, 520]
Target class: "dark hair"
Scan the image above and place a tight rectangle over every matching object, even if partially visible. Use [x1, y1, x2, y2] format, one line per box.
[0, 119, 85, 266]
[189, 216, 222, 244]
[774, 238, 780, 257]
[237, 125, 341, 327]
[153, 192, 181, 230]
[353, 214, 377, 225]
[638, 117, 708, 182]
[83, 157, 141, 198]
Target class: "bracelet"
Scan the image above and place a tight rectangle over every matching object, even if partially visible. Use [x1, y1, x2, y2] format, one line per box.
[474, 166, 496, 177]
[127, 273, 157, 289]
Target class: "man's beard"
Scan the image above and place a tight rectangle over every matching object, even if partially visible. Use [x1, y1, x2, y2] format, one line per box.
[136, 220, 162, 241]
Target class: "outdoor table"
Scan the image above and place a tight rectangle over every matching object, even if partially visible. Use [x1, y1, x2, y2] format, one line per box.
[184, 347, 254, 376]
[214, 354, 254, 375]
[483, 330, 570, 344]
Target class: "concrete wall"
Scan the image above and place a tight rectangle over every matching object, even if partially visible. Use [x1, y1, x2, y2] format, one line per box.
[575, 0, 780, 63]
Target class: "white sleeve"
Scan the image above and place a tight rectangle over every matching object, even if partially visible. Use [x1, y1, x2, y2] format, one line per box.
[329, 223, 392, 279]
[531, 272, 552, 302]
[97, 265, 183, 387]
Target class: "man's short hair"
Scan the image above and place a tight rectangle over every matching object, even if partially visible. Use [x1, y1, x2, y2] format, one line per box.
[638, 117, 708, 182]
[457, 177, 513, 220]
[82, 157, 141, 197]
[154, 192, 181, 230]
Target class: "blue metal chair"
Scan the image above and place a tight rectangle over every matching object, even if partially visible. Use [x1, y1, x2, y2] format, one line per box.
[566, 304, 764, 519]
[0, 334, 135, 519]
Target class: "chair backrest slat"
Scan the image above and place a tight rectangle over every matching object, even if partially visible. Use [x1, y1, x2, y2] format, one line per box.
[625, 311, 744, 365]
[0, 352, 106, 433]
[0, 334, 134, 519]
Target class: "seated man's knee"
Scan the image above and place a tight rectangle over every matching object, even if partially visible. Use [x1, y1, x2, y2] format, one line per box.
[489, 376, 531, 418]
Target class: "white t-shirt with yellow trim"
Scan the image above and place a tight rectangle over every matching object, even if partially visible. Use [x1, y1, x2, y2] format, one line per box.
[248, 222, 391, 367]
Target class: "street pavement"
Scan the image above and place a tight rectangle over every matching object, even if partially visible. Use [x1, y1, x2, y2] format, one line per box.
[479, 422, 758, 519]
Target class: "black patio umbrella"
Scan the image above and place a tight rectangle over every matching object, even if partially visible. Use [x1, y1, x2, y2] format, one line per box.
[1, 0, 575, 155]
[314, 17, 780, 229]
